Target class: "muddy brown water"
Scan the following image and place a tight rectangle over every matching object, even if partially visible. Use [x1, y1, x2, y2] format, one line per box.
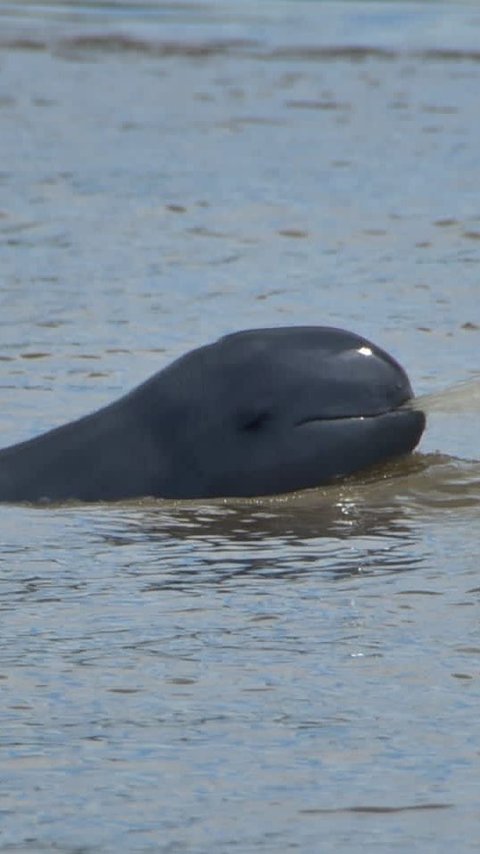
[0, 2, 479, 852]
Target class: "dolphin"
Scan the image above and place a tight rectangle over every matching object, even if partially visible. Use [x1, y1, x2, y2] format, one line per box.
[0, 326, 425, 503]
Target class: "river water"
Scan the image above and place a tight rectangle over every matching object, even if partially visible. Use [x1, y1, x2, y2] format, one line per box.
[0, 1, 479, 851]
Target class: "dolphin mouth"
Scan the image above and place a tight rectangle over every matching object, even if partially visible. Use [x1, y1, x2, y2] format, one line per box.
[294, 406, 427, 455]
[291, 407, 426, 483]
[295, 404, 408, 426]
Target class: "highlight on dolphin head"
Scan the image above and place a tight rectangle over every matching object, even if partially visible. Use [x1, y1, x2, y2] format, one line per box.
[0, 326, 426, 503]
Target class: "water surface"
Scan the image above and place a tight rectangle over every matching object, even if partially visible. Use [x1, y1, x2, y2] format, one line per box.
[0, 2, 479, 851]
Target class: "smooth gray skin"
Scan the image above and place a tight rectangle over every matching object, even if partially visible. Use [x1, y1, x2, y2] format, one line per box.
[0, 327, 425, 503]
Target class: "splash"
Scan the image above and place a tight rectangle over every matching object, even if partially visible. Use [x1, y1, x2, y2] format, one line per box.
[406, 376, 480, 414]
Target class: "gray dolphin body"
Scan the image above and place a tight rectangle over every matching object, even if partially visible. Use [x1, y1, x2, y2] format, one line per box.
[0, 327, 425, 503]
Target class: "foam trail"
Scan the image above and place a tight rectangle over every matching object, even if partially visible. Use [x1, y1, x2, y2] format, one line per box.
[405, 375, 480, 414]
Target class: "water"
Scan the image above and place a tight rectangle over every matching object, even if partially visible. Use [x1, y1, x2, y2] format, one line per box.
[0, 1, 480, 851]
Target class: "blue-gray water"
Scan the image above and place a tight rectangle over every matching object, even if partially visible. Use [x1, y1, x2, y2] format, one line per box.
[0, 2, 480, 851]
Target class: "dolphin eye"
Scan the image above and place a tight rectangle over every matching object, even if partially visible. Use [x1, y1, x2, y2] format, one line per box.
[239, 411, 271, 432]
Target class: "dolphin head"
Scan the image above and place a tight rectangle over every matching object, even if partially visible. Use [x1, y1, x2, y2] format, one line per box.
[153, 326, 426, 498]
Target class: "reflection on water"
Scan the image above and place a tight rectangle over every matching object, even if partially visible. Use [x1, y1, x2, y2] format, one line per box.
[22, 451, 475, 593]
[91, 489, 424, 585]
